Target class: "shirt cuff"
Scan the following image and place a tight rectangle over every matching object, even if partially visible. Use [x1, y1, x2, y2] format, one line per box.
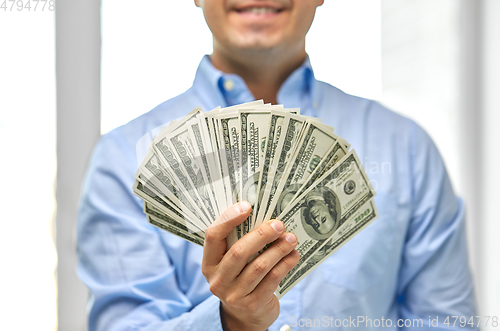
[137, 295, 223, 331]
[187, 295, 223, 331]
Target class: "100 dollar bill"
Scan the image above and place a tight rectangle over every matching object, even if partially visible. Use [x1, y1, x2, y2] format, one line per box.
[276, 199, 378, 298]
[276, 150, 376, 288]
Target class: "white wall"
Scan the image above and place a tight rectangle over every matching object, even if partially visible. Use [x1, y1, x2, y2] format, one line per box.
[0, 10, 57, 331]
[307, 0, 382, 101]
[101, 0, 213, 133]
[478, 0, 500, 322]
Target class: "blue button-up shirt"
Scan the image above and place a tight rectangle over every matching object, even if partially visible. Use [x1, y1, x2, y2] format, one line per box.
[77, 55, 476, 330]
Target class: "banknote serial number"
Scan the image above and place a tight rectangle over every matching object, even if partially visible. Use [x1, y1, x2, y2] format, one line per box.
[1, 0, 54, 11]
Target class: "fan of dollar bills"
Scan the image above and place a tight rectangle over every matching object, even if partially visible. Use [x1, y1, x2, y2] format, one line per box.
[132, 100, 378, 298]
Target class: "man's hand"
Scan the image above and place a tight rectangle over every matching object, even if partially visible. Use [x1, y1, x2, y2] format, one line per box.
[201, 201, 300, 331]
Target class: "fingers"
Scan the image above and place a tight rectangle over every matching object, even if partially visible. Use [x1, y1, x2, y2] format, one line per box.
[237, 232, 298, 295]
[249, 249, 300, 301]
[202, 201, 251, 269]
[217, 220, 286, 280]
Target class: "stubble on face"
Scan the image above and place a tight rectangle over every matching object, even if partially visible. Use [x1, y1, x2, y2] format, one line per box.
[198, 0, 322, 54]
[195, 0, 323, 103]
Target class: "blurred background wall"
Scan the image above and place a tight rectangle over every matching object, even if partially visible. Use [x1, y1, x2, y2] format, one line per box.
[0, 0, 498, 330]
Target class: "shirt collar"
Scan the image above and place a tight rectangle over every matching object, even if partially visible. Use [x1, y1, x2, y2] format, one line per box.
[192, 55, 318, 116]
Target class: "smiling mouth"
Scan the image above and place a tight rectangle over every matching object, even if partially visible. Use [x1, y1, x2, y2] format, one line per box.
[235, 7, 283, 14]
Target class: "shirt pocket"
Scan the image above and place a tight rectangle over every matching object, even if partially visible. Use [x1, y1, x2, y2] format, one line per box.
[321, 193, 398, 292]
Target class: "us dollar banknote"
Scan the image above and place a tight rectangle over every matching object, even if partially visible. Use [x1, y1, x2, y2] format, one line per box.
[186, 117, 221, 216]
[239, 109, 272, 235]
[276, 199, 378, 298]
[275, 151, 376, 288]
[136, 149, 208, 230]
[153, 135, 212, 226]
[287, 139, 349, 206]
[133, 178, 204, 234]
[147, 215, 205, 247]
[267, 121, 345, 220]
[257, 113, 307, 224]
[132, 102, 379, 296]
[168, 126, 218, 221]
[145, 202, 205, 239]
[252, 110, 289, 227]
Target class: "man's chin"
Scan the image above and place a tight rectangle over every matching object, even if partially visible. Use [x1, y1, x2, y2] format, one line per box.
[228, 35, 284, 53]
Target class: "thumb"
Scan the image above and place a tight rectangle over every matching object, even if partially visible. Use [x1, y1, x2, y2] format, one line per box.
[203, 201, 251, 266]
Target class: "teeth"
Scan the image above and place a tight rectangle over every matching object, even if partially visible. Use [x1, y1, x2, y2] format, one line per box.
[242, 7, 278, 14]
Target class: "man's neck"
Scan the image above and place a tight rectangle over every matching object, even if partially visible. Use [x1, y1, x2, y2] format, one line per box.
[210, 43, 307, 105]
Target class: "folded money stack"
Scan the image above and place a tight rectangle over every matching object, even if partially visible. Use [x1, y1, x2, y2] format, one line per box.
[133, 100, 378, 298]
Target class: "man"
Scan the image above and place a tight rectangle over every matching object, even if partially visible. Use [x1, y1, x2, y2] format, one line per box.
[77, 0, 477, 330]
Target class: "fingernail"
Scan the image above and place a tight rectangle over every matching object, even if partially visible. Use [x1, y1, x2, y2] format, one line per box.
[285, 233, 297, 244]
[270, 220, 284, 232]
[291, 250, 299, 257]
[238, 201, 251, 213]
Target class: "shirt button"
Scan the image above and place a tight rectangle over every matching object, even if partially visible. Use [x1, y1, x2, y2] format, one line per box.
[313, 101, 319, 109]
[223, 79, 235, 91]
[280, 324, 292, 331]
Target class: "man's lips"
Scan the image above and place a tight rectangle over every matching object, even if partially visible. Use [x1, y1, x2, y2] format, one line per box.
[235, 6, 282, 14]
[231, 2, 286, 16]
[231, 6, 285, 21]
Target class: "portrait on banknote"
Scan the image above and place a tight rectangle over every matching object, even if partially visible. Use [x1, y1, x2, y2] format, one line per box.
[301, 187, 341, 240]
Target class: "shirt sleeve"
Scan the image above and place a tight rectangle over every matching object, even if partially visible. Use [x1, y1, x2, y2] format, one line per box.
[77, 132, 223, 331]
[396, 121, 477, 330]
